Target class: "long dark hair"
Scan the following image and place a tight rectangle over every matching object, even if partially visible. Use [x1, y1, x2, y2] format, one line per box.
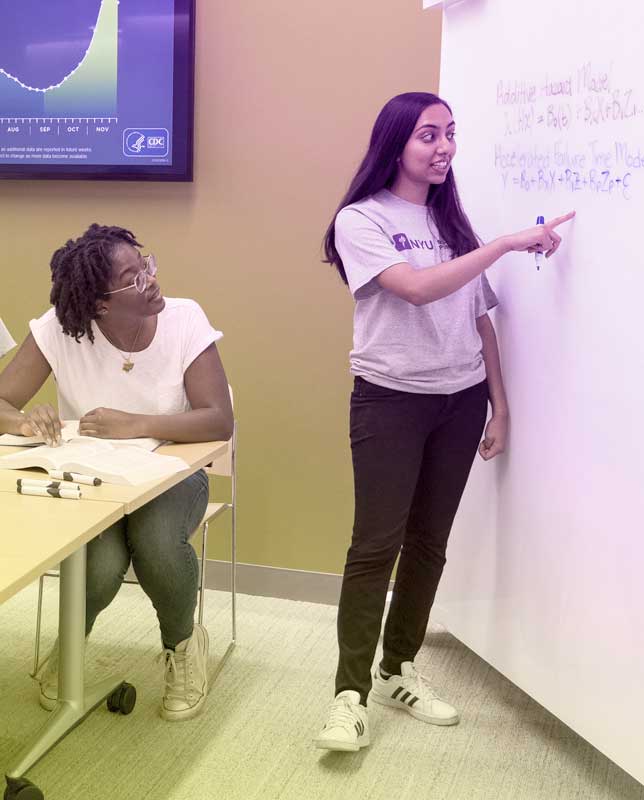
[323, 92, 479, 284]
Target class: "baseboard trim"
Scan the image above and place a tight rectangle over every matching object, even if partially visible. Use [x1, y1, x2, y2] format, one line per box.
[202, 560, 345, 605]
[125, 560, 394, 606]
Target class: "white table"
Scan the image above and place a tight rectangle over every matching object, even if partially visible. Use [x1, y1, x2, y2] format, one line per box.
[0, 439, 228, 800]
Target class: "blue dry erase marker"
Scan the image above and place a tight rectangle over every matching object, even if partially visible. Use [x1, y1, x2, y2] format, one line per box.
[535, 215, 545, 270]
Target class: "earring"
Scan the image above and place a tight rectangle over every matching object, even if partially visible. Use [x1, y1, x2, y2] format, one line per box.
[98, 308, 108, 316]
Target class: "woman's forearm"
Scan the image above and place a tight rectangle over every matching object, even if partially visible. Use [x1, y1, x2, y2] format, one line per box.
[411, 238, 512, 305]
[379, 237, 513, 306]
[477, 314, 509, 417]
[0, 399, 25, 435]
[136, 407, 234, 443]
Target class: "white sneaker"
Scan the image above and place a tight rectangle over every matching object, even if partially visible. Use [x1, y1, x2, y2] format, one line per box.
[370, 661, 459, 725]
[314, 690, 370, 752]
[159, 624, 209, 721]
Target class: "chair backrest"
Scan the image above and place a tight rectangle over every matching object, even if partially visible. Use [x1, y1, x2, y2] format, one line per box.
[205, 385, 235, 478]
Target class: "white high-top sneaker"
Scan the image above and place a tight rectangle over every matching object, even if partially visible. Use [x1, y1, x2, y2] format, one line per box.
[159, 624, 209, 721]
[370, 661, 459, 725]
[314, 690, 370, 751]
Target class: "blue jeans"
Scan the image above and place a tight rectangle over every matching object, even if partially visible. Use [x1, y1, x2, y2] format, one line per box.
[85, 469, 209, 649]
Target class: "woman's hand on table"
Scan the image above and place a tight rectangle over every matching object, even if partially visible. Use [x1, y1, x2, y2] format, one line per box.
[20, 404, 63, 446]
[79, 408, 143, 439]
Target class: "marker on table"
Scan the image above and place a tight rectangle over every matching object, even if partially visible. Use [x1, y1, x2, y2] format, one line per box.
[535, 215, 545, 270]
[49, 470, 102, 486]
[17, 478, 82, 492]
[17, 485, 82, 500]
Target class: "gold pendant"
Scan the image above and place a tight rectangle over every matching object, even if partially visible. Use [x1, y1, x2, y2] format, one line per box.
[122, 361, 134, 372]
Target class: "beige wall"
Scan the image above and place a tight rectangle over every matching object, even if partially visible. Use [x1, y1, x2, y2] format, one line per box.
[0, 1, 442, 573]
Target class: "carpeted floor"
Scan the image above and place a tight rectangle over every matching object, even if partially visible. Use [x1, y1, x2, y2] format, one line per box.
[1, 582, 642, 800]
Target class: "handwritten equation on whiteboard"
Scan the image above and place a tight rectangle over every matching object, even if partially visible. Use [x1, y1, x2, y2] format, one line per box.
[494, 61, 642, 199]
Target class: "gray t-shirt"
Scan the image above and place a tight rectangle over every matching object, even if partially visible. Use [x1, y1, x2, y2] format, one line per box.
[335, 188, 498, 395]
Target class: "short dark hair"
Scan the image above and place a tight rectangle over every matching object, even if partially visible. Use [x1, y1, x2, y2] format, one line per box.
[323, 92, 480, 284]
[49, 223, 142, 342]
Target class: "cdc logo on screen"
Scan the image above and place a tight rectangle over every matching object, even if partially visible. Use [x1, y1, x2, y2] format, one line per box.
[123, 128, 170, 158]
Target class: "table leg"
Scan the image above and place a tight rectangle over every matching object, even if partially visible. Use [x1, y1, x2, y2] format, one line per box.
[6, 545, 125, 780]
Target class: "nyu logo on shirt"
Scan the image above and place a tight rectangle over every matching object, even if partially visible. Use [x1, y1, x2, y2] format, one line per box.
[392, 232, 435, 252]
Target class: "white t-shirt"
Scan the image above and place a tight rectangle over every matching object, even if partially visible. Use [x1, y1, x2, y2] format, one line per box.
[30, 298, 222, 419]
[335, 189, 498, 394]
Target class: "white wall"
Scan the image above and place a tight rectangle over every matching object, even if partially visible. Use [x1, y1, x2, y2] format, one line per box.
[436, 0, 644, 784]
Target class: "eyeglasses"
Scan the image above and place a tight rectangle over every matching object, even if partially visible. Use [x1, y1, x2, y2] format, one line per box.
[104, 254, 157, 295]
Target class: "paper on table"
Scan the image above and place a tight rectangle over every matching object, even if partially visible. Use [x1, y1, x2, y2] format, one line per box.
[0, 420, 163, 451]
[0, 318, 16, 358]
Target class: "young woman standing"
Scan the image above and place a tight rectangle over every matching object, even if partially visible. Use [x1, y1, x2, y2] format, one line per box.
[315, 92, 574, 751]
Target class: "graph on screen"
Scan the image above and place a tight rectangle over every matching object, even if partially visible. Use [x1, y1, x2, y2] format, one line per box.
[0, 0, 118, 122]
[0, 0, 185, 175]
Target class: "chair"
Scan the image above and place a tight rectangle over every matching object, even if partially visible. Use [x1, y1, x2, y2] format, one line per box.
[32, 393, 238, 678]
[194, 414, 237, 676]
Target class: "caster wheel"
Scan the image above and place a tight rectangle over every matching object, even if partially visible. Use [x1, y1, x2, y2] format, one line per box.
[107, 682, 136, 715]
[4, 776, 44, 800]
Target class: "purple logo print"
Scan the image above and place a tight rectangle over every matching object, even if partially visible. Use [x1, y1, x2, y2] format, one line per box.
[392, 232, 435, 251]
[393, 233, 412, 251]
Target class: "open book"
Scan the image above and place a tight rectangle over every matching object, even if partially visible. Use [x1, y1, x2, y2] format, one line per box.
[0, 437, 188, 486]
[0, 420, 163, 452]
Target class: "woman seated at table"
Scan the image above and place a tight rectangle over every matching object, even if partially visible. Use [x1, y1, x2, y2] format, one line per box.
[0, 223, 234, 722]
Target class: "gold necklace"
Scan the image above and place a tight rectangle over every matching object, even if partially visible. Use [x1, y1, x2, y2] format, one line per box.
[100, 319, 145, 372]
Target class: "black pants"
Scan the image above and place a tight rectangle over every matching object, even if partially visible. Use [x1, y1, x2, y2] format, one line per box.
[335, 376, 489, 704]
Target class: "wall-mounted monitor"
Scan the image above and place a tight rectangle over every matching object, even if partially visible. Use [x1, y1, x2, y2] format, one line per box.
[0, 0, 195, 181]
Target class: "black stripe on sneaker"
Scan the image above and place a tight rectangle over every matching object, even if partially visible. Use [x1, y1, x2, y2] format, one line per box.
[355, 720, 364, 736]
[399, 691, 411, 703]
[391, 686, 405, 699]
[408, 695, 419, 707]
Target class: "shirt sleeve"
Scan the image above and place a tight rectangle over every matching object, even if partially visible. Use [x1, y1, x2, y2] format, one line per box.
[335, 207, 407, 299]
[182, 300, 223, 373]
[28, 309, 59, 374]
[475, 271, 499, 318]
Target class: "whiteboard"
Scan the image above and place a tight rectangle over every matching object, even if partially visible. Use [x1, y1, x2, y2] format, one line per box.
[436, 0, 644, 784]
